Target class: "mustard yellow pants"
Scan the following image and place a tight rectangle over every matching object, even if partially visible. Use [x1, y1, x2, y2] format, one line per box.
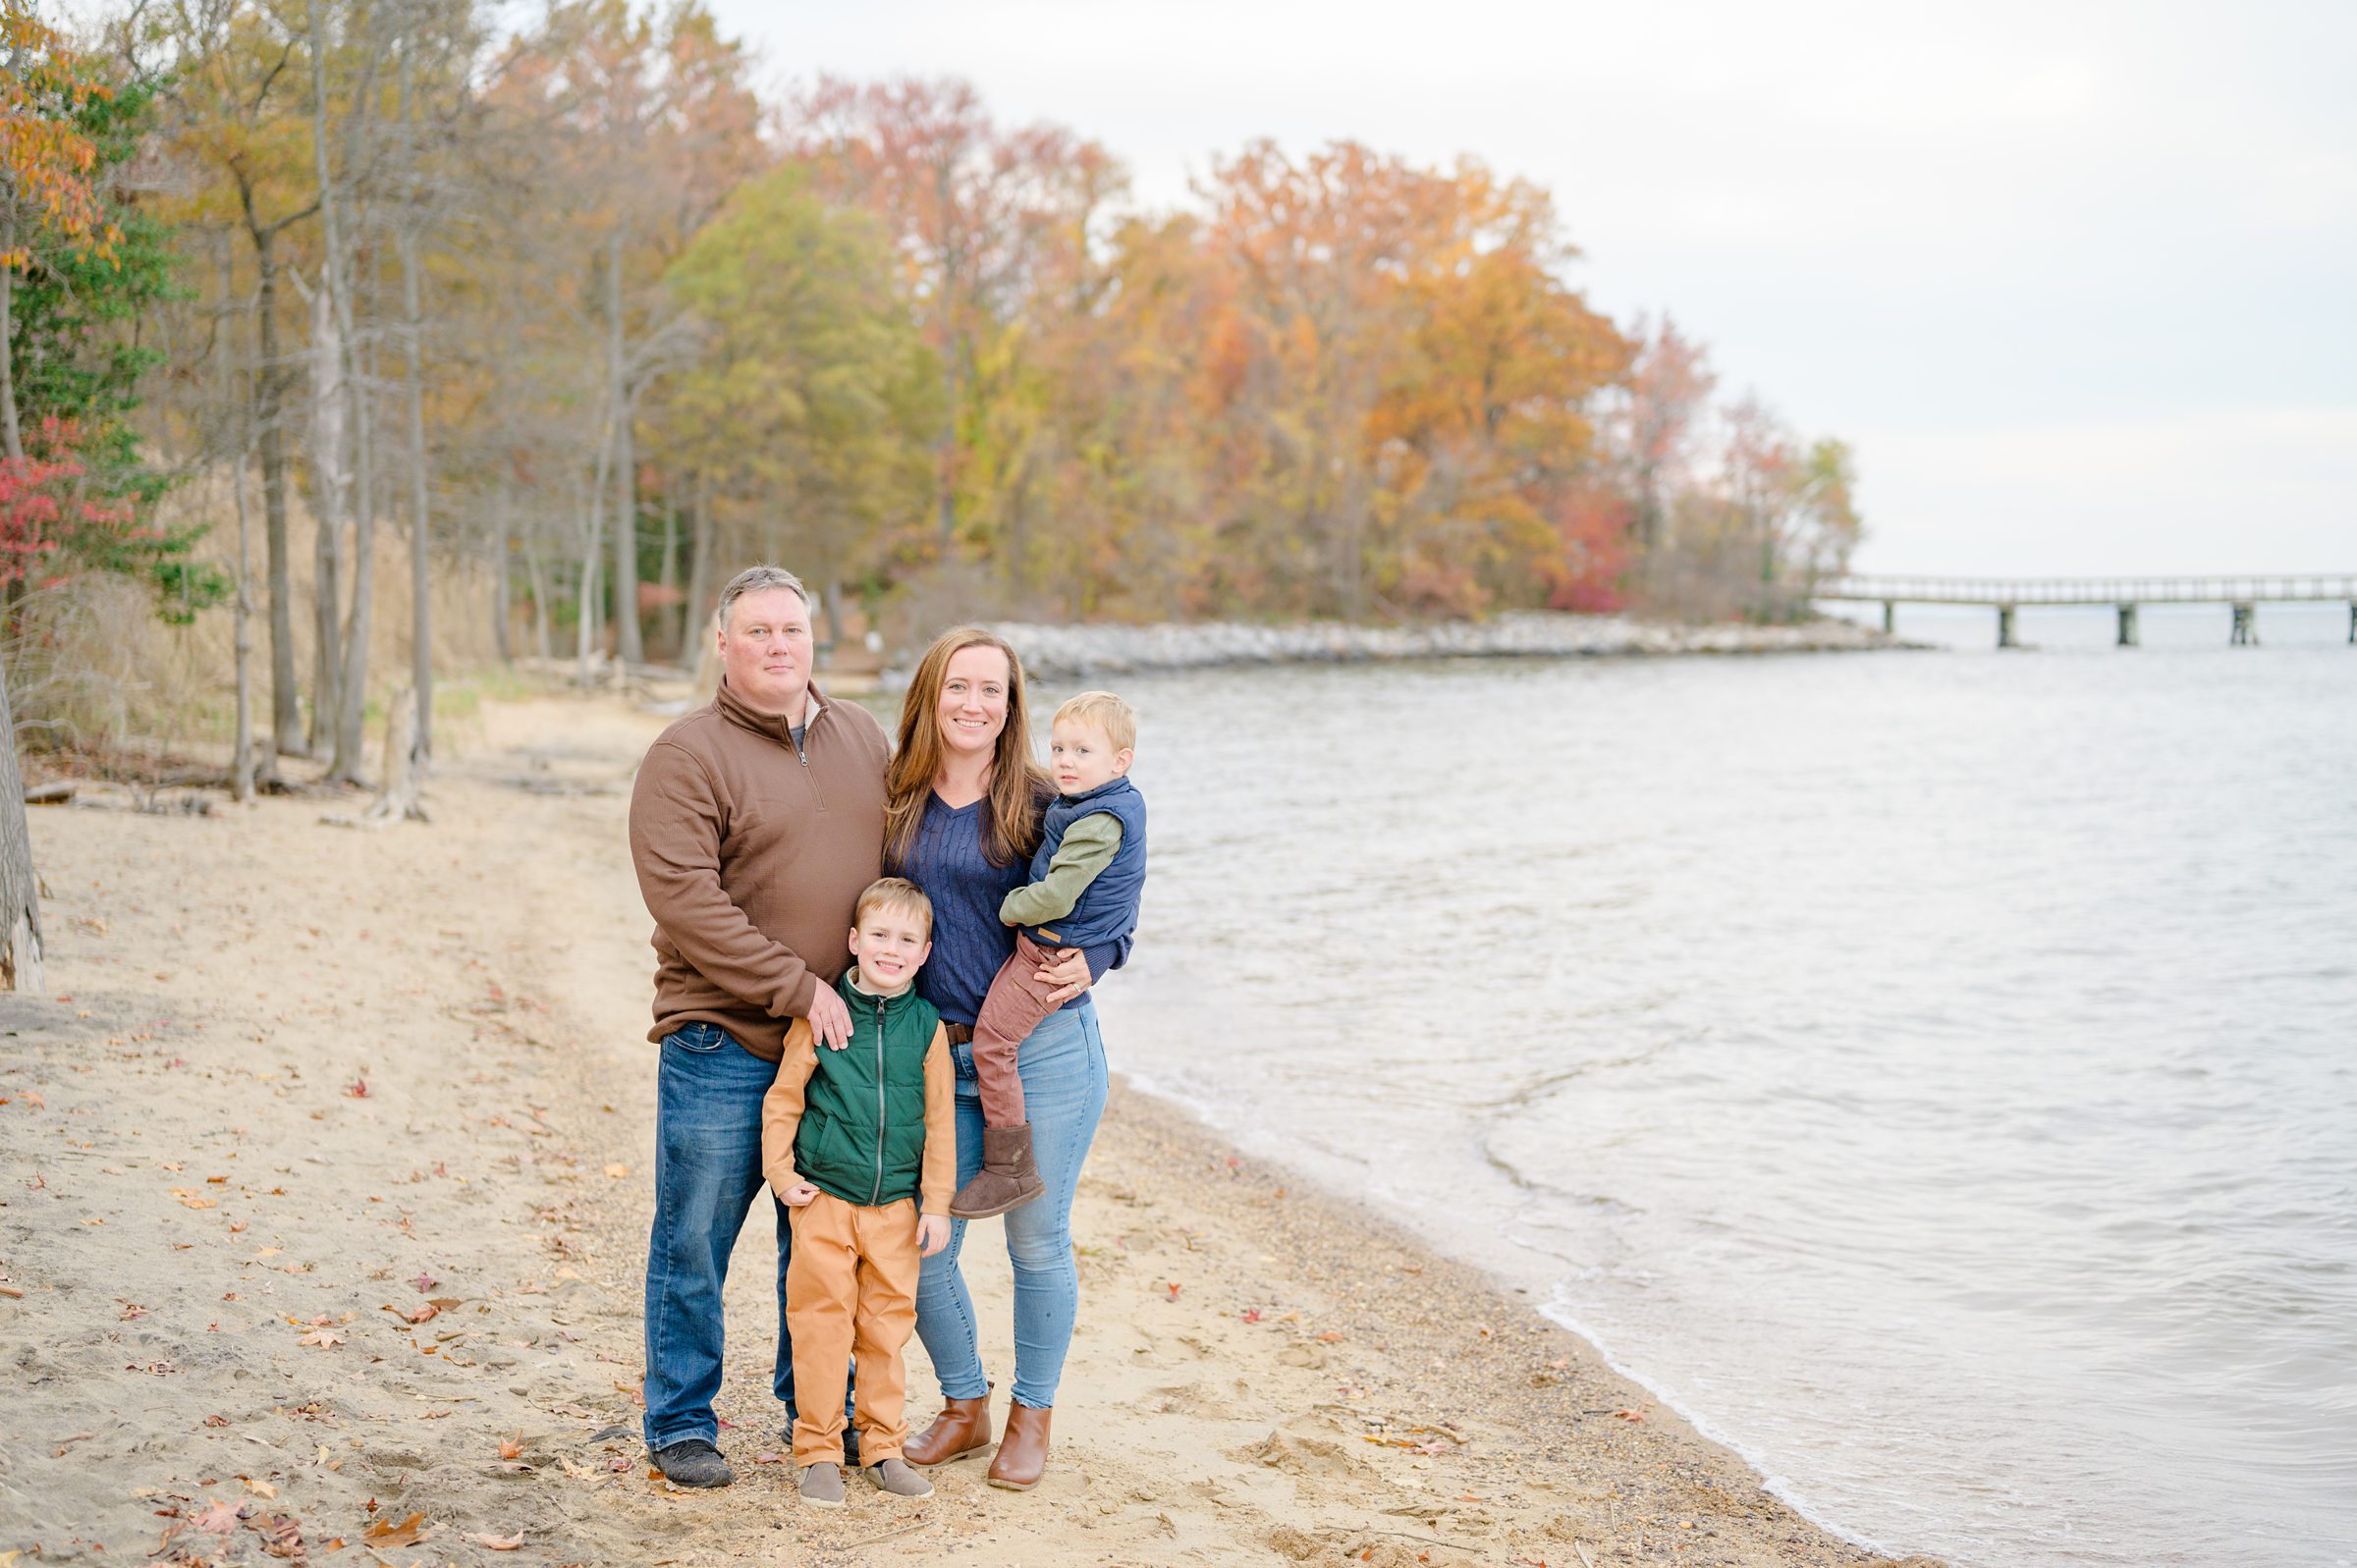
[786, 1191, 921, 1467]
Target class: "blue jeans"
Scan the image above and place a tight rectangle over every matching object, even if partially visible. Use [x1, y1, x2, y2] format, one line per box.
[641, 1022, 849, 1449]
[914, 1000, 1108, 1409]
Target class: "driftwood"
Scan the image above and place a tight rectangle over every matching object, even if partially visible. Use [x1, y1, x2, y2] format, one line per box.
[24, 783, 75, 805]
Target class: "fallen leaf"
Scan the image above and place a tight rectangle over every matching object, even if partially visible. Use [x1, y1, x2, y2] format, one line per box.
[344, 1078, 369, 1099]
[362, 1511, 423, 1547]
[383, 1302, 437, 1325]
[298, 1327, 343, 1349]
[749, 1451, 786, 1465]
[496, 1433, 525, 1460]
[192, 1497, 245, 1534]
[240, 1475, 277, 1498]
[603, 1163, 630, 1178]
[1165, 1281, 1182, 1300]
[248, 1512, 305, 1559]
[171, 1187, 218, 1210]
[1239, 1308, 1263, 1324]
[1318, 1330, 1345, 1342]
[410, 1272, 438, 1292]
[472, 1533, 523, 1551]
[256, 1246, 283, 1258]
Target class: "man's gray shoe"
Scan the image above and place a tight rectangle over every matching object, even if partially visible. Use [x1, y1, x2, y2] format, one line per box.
[649, 1437, 732, 1488]
[799, 1461, 847, 1509]
[866, 1457, 934, 1497]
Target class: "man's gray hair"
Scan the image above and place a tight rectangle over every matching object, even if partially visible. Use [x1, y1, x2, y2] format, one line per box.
[715, 565, 812, 628]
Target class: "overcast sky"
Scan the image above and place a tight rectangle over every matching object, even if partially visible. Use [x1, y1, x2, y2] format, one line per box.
[707, 0, 2352, 575]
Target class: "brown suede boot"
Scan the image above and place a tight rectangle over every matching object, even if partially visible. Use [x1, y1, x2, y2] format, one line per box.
[949, 1123, 1046, 1218]
[986, 1400, 1052, 1490]
[903, 1388, 993, 1467]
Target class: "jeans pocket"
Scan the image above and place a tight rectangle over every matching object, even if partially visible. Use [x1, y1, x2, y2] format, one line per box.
[666, 1021, 731, 1054]
[950, 1041, 977, 1083]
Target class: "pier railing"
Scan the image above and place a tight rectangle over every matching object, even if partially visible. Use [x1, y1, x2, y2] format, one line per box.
[1814, 574, 2357, 646]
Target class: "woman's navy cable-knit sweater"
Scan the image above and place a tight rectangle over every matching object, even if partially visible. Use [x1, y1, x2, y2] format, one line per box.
[899, 792, 1120, 1026]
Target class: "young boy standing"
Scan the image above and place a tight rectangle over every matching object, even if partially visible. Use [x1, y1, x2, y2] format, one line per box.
[762, 878, 954, 1508]
[950, 690, 1147, 1218]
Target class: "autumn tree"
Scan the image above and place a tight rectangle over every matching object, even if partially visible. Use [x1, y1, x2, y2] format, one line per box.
[660, 163, 934, 646]
[0, 0, 128, 987]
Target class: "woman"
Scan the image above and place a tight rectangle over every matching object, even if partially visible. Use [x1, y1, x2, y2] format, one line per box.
[888, 627, 1108, 1490]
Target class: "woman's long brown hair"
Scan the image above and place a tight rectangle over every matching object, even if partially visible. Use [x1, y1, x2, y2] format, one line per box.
[884, 627, 1051, 871]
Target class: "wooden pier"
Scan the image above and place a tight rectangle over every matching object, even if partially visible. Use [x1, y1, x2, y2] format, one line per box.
[1817, 574, 2357, 648]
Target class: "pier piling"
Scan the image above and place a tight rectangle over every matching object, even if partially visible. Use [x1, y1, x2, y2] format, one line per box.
[2116, 604, 2139, 647]
[2230, 603, 2258, 646]
[1997, 604, 2018, 649]
[1882, 600, 1895, 635]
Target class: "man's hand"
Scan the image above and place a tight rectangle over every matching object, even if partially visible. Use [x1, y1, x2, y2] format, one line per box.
[1034, 945, 1092, 1006]
[780, 1181, 819, 1208]
[917, 1215, 951, 1257]
[807, 984, 851, 1051]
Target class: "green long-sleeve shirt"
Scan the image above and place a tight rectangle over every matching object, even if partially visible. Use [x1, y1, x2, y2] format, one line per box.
[999, 813, 1124, 927]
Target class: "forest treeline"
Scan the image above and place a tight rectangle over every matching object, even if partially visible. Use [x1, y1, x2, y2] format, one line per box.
[2, 0, 1863, 784]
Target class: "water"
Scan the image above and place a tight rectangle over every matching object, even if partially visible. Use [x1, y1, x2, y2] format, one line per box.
[1080, 607, 2357, 1568]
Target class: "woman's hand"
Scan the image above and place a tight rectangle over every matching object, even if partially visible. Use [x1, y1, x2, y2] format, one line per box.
[1034, 946, 1092, 1006]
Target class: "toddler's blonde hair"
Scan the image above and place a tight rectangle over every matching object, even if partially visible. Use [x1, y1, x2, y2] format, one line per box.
[1054, 690, 1136, 752]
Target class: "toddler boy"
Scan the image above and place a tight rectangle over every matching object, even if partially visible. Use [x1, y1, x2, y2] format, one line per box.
[763, 877, 954, 1508]
[950, 690, 1147, 1218]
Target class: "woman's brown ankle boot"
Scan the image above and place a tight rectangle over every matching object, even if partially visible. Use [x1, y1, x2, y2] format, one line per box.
[986, 1400, 1052, 1490]
[904, 1388, 993, 1467]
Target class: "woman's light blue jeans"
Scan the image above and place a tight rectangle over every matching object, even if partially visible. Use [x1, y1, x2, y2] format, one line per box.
[913, 1000, 1108, 1409]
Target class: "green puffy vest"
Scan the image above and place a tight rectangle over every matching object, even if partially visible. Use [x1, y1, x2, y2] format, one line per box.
[795, 972, 938, 1207]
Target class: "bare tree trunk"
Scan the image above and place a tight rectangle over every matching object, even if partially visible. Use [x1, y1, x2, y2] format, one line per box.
[336, 336, 375, 780]
[302, 270, 345, 758]
[361, 685, 425, 824]
[656, 482, 679, 659]
[401, 223, 430, 764]
[681, 467, 717, 680]
[397, 39, 431, 764]
[523, 521, 551, 660]
[490, 475, 512, 663]
[248, 225, 303, 760]
[218, 235, 254, 803]
[577, 399, 611, 682]
[606, 227, 642, 667]
[0, 210, 22, 463]
[0, 654, 42, 992]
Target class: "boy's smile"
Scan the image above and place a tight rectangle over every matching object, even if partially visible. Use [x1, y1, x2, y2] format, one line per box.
[848, 908, 931, 997]
[1049, 716, 1132, 796]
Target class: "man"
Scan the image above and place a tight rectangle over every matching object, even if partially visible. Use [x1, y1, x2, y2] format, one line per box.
[628, 565, 889, 1487]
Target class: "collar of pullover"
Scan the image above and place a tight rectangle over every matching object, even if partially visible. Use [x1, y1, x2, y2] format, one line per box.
[715, 677, 823, 746]
[842, 968, 920, 1016]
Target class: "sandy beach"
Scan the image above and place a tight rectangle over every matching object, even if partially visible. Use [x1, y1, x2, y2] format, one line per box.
[0, 689, 1940, 1568]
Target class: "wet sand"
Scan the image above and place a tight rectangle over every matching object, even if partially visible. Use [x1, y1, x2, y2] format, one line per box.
[0, 691, 1940, 1567]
